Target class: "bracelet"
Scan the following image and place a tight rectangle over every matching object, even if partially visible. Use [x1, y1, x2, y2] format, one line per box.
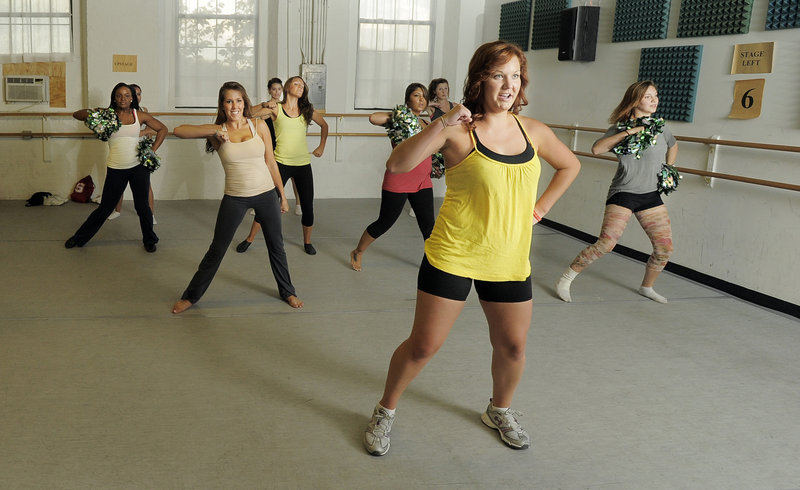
[440, 117, 448, 129]
[533, 210, 542, 222]
[624, 129, 631, 136]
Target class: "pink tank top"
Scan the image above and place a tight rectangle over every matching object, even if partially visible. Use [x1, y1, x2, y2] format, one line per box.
[381, 141, 433, 193]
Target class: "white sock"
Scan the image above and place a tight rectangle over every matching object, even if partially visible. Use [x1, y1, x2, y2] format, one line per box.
[555, 267, 578, 302]
[638, 286, 668, 304]
[491, 404, 509, 412]
[377, 403, 395, 416]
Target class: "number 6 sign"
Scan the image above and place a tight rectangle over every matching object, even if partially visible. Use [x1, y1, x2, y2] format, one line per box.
[729, 79, 765, 119]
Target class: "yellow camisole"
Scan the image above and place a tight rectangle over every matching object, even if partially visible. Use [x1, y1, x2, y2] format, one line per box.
[273, 105, 311, 166]
[424, 115, 541, 282]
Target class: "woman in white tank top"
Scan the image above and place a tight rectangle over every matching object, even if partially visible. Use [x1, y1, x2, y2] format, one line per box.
[65, 83, 167, 252]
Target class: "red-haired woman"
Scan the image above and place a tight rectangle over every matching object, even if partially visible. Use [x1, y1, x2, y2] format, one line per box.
[362, 41, 581, 456]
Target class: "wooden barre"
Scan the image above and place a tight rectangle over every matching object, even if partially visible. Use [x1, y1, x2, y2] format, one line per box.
[571, 151, 799, 192]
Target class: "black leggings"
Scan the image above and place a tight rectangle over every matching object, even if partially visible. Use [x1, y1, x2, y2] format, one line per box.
[181, 190, 296, 303]
[71, 164, 157, 246]
[278, 162, 314, 227]
[366, 188, 434, 240]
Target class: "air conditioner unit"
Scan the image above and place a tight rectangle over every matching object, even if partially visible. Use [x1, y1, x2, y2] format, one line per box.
[4, 76, 50, 103]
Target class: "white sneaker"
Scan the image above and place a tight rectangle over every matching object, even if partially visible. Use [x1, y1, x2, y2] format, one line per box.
[295, 204, 302, 216]
[107, 211, 121, 220]
[363, 405, 395, 456]
[481, 400, 530, 449]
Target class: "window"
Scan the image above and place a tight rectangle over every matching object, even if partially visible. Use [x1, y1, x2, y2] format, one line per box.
[0, 0, 73, 62]
[356, 0, 434, 109]
[175, 0, 258, 107]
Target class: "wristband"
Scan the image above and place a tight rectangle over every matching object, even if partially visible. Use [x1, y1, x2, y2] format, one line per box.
[533, 210, 542, 222]
[440, 117, 448, 129]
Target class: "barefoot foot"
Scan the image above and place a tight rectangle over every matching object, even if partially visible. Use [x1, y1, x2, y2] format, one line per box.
[172, 299, 193, 314]
[286, 295, 304, 308]
[350, 249, 362, 271]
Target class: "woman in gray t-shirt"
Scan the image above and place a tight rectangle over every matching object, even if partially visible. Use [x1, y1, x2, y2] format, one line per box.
[555, 81, 678, 304]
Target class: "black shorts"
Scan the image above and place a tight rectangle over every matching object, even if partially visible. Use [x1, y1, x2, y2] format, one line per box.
[417, 255, 532, 303]
[605, 191, 663, 213]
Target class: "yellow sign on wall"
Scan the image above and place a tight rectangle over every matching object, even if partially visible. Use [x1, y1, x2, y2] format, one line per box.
[730, 42, 774, 75]
[113, 55, 137, 72]
[729, 79, 766, 119]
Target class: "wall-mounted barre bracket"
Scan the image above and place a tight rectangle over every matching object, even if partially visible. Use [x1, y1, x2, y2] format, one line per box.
[705, 134, 720, 188]
[570, 123, 579, 151]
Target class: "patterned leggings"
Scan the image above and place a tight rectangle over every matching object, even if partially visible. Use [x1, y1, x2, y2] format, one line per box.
[571, 204, 673, 272]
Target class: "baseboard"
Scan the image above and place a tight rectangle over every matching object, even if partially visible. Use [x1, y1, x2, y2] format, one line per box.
[540, 218, 800, 320]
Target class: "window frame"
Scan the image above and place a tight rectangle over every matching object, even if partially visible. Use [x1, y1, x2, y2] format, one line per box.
[0, 0, 75, 62]
[166, 0, 265, 109]
[354, 0, 436, 110]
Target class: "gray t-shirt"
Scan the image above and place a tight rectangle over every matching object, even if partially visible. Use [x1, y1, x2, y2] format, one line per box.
[600, 124, 676, 199]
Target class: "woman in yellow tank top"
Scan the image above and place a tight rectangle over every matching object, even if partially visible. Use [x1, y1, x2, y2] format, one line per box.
[362, 41, 581, 456]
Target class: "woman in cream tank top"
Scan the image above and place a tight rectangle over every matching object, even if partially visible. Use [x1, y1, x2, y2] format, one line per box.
[171, 81, 303, 314]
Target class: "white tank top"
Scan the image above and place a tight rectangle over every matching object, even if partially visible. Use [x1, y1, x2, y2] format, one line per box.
[106, 109, 141, 170]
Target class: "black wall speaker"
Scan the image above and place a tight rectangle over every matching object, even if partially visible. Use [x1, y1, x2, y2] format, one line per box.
[558, 6, 600, 61]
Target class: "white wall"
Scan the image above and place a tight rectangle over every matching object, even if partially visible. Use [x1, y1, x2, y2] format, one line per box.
[482, 0, 800, 305]
[0, 0, 485, 203]
[2, 0, 797, 306]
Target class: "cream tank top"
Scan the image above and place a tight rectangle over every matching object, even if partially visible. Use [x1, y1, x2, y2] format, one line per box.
[106, 109, 141, 170]
[217, 119, 274, 197]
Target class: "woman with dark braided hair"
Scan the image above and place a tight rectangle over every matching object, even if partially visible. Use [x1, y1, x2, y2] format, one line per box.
[65, 82, 167, 252]
[171, 81, 302, 314]
[361, 41, 580, 456]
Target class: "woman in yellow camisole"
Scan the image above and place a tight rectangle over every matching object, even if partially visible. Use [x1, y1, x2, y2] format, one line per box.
[362, 41, 581, 456]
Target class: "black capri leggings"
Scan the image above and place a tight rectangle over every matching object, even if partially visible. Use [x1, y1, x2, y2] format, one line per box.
[366, 188, 434, 240]
[278, 162, 314, 227]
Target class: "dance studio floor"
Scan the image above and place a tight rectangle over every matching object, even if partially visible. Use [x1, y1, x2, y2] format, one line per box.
[2, 198, 799, 489]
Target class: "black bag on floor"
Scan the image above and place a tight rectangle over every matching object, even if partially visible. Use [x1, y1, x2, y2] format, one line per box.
[25, 192, 53, 207]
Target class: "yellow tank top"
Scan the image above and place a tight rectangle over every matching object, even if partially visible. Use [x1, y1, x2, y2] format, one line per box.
[424, 115, 541, 281]
[273, 104, 311, 166]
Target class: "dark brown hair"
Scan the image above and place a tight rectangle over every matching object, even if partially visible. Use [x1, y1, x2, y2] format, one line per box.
[427, 78, 448, 102]
[282, 76, 315, 126]
[207, 81, 254, 153]
[404, 83, 428, 108]
[608, 80, 657, 124]
[462, 41, 528, 125]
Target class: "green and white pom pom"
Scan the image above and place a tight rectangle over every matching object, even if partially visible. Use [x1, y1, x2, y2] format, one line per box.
[137, 135, 162, 173]
[613, 116, 665, 159]
[657, 164, 682, 195]
[85, 108, 121, 141]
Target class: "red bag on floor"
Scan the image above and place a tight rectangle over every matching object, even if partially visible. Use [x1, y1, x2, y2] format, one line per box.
[70, 175, 95, 203]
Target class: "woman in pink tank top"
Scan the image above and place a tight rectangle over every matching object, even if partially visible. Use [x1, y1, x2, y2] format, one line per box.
[349, 83, 435, 272]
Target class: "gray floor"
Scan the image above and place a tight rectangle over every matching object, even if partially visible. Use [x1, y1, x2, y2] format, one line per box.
[1, 198, 799, 490]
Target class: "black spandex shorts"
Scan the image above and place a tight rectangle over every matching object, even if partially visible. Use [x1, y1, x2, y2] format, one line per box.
[417, 255, 532, 303]
[605, 191, 663, 213]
